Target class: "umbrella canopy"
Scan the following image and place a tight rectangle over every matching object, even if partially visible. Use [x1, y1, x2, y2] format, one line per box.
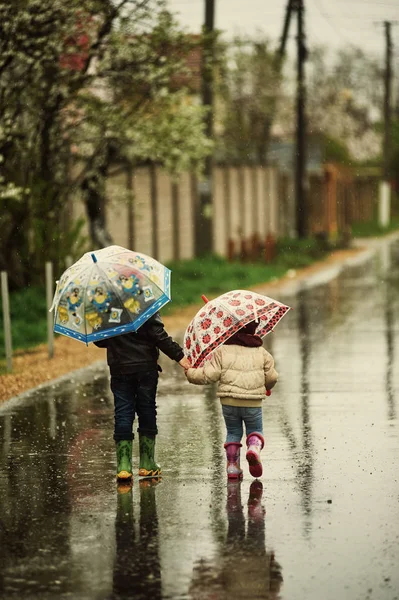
[51, 246, 171, 344]
[184, 290, 290, 368]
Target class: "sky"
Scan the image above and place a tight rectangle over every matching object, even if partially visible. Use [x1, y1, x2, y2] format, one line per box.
[165, 0, 399, 62]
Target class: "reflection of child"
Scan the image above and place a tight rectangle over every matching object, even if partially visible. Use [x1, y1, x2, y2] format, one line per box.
[189, 481, 283, 599]
[185, 321, 278, 479]
[94, 313, 190, 480]
[112, 480, 162, 599]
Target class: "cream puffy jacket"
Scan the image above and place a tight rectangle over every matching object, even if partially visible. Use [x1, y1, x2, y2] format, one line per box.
[186, 344, 278, 406]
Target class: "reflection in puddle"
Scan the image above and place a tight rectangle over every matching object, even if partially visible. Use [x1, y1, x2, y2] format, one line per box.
[189, 480, 283, 599]
[111, 479, 162, 600]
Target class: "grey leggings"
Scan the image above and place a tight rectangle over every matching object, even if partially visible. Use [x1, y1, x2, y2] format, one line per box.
[222, 405, 263, 443]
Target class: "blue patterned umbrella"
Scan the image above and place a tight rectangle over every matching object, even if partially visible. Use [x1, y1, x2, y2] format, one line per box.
[50, 246, 171, 344]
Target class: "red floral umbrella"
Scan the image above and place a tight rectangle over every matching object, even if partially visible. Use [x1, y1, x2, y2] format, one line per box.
[184, 289, 291, 368]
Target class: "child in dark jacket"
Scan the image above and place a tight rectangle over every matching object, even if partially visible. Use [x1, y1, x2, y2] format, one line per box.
[95, 312, 189, 480]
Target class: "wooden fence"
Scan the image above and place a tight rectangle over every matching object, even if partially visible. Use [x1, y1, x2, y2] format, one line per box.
[308, 164, 378, 239]
[70, 164, 294, 263]
[70, 162, 379, 261]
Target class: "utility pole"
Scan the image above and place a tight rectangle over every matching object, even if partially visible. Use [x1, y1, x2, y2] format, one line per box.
[278, 0, 294, 61]
[383, 21, 392, 181]
[292, 0, 307, 238]
[259, 0, 293, 166]
[197, 0, 215, 256]
[379, 21, 394, 227]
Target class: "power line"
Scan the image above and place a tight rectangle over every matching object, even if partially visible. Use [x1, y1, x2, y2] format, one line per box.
[310, 0, 364, 47]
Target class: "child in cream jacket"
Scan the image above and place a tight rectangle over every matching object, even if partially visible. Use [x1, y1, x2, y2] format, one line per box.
[185, 320, 278, 479]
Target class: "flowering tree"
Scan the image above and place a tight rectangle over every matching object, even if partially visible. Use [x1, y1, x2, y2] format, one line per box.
[0, 0, 210, 287]
[71, 9, 211, 247]
[306, 46, 383, 163]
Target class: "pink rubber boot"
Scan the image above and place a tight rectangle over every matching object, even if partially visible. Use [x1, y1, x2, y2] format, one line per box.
[246, 433, 264, 478]
[224, 442, 243, 480]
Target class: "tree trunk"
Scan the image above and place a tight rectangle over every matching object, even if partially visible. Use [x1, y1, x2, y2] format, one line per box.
[81, 157, 114, 249]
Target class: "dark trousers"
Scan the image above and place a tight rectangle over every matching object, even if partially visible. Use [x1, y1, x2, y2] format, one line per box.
[110, 371, 159, 442]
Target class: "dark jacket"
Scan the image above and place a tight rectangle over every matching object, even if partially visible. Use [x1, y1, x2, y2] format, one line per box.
[94, 313, 184, 376]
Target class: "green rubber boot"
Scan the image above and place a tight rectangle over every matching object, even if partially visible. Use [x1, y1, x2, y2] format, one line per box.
[138, 435, 161, 478]
[116, 440, 133, 481]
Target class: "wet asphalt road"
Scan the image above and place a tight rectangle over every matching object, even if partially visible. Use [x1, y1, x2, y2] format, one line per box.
[0, 239, 398, 600]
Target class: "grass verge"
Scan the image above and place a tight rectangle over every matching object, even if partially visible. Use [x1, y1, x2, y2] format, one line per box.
[351, 215, 399, 237]
[163, 237, 328, 311]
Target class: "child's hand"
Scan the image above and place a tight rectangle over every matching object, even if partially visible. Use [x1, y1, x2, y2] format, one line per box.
[179, 357, 190, 370]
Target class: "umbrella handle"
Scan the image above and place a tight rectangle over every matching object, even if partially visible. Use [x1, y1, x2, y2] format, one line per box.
[266, 389, 271, 396]
[201, 295, 209, 303]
